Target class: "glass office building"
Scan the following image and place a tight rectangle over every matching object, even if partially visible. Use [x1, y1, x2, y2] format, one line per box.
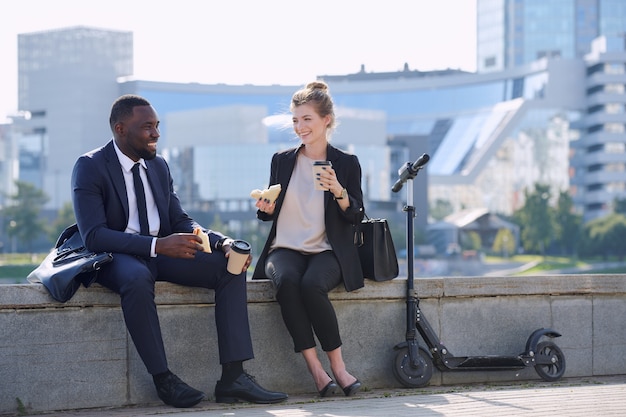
[117, 58, 583, 221]
[478, 0, 626, 73]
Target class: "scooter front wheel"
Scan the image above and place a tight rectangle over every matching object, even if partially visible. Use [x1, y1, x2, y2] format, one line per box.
[534, 341, 566, 382]
[392, 345, 433, 387]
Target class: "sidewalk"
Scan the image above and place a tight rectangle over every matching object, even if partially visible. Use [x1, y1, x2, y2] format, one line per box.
[33, 375, 626, 417]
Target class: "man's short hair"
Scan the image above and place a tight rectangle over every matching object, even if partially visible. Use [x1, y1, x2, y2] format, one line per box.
[109, 94, 151, 131]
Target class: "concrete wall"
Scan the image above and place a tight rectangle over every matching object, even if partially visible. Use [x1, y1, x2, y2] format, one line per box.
[1, 274, 625, 415]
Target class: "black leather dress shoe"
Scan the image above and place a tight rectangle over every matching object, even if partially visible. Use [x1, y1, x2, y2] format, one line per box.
[214, 372, 288, 404]
[153, 372, 205, 408]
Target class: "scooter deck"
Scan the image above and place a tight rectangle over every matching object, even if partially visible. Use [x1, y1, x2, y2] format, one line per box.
[444, 355, 528, 370]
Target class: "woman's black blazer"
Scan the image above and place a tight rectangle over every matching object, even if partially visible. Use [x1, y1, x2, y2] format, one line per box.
[252, 144, 365, 292]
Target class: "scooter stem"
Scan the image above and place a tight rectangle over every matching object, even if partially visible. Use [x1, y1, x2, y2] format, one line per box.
[392, 155, 429, 365]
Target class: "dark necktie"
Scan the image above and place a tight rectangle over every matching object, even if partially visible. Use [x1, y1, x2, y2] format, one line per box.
[131, 163, 150, 236]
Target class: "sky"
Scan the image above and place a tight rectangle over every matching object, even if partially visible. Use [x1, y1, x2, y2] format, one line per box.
[0, 0, 477, 123]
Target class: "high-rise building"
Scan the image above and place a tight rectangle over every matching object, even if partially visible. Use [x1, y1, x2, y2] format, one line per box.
[0, 123, 17, 209]
[16, 26, 132, 207]
[477, 0, 626, 73]
[570, 35, 626, 221]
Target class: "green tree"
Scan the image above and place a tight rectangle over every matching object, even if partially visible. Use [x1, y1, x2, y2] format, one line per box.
[585, 213, 626, 260]
[554, 191, 582, 256]
[614, 197, 626, 215]
[603, 215, 626, 261]
[2, 181, 49, 252]
[48, 201, 76, 244]
[492, 228, 516, 257]
[513, 183, 554, 255]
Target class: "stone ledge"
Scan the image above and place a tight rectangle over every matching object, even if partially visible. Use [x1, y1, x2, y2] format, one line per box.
[2, 274, 625, 309]
[2, 274, 626, 415]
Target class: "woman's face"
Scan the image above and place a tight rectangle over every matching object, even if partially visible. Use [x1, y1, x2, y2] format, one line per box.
[292, 103, 330, 146]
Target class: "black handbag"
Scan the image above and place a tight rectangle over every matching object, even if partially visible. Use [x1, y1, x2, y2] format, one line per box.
[27, 224, 113, 302]
[354, 215, 399, 281]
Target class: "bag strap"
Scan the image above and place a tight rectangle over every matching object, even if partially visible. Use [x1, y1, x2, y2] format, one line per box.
[53, 250, 92, 266]
[354, 212, 371, 247]
[55, 223, 79, 248]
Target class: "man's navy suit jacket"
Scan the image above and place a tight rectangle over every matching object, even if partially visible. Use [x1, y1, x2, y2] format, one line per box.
[71, 140, 225, 257]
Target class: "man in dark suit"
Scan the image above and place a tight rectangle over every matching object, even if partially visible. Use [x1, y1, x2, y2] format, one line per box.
[71, 94, 287, 408]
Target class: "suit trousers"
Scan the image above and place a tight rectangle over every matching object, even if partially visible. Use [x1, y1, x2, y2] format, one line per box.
[96, 251, 254, 375]
[265, 248, 343, 353]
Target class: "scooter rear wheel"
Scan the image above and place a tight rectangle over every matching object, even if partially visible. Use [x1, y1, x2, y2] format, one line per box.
[392, 345, 433, 387]
[534, 341, 566, 381]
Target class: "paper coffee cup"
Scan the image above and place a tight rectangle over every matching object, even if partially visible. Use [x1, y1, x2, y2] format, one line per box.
[227, 239, 251, 274]
[312, 161, 332, 190]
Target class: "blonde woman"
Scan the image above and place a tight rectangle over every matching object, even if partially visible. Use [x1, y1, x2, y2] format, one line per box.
[253, 81, 365, 397]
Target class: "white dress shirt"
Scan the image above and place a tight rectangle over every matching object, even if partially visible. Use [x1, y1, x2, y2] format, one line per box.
[113, 140, 160, 256]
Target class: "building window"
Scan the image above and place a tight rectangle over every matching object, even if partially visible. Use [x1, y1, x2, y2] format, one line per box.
[30, 110, 46, 118]
[587, 124, 603, 133]
[606, 182, 626, 193]
[586, 85, 604, 95]
[605, 142, 626, 153]
[604, 123, 625, 133]
[587, 63, 603, 76]
[605, 84, 625, 93]
[605, 163, 626, 172]
[587, 144, 604, 153]
[587, 104, 603, 114]
[605, 103, 625, 114]
[536, 50, 561, 60]
[605, 63, 625, 74]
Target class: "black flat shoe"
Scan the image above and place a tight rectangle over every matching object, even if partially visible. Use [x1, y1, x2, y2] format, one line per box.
[342, 379, 361, 397]
[318, 379, 338, 397]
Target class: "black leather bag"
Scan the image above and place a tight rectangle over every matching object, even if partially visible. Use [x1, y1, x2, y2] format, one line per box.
[354, 216, 399, 281]
[27, 224, 113, 302]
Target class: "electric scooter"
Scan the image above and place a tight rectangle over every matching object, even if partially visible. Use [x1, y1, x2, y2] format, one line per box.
[390, 154, 566, 388]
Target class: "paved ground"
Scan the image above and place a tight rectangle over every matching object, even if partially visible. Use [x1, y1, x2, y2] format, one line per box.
[33, 375, 625, 417]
